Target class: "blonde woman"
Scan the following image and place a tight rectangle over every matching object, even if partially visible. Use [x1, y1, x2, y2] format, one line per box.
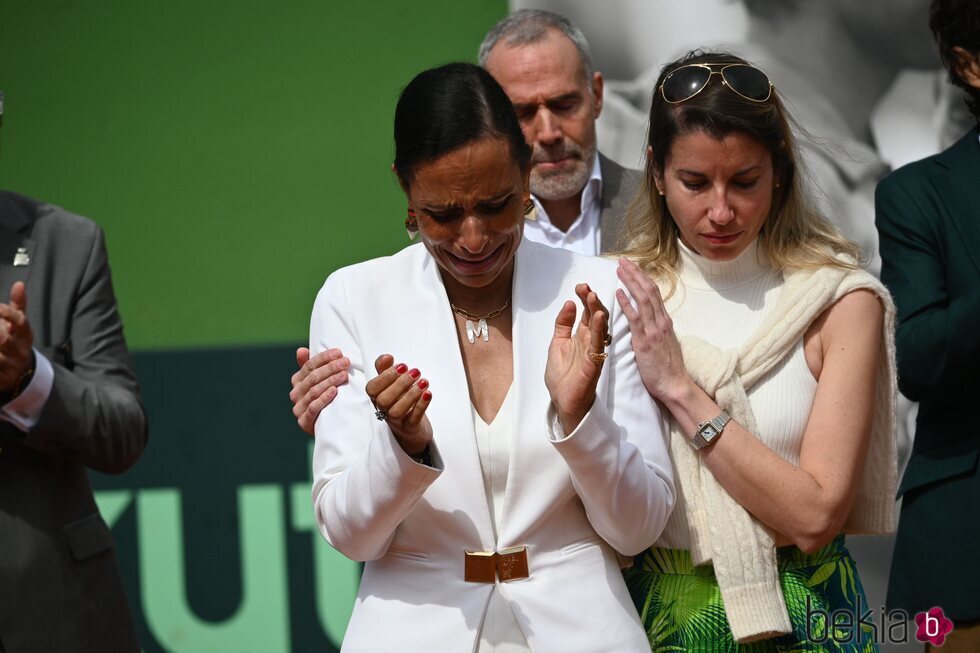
[616, 51, 898, 651]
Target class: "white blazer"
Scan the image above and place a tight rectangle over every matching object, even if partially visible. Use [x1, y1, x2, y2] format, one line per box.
[310, 239, 674, 653]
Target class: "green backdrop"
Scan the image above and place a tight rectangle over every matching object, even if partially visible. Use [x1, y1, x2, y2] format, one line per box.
[1, 1, 506, 651]
[1, 0, 506, 349]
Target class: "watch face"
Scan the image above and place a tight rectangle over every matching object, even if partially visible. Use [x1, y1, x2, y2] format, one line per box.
[701, 425, 718, 439]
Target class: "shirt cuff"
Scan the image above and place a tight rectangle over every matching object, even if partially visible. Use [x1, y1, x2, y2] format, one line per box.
[0, 348, 54, 432]
[391, 434, 445, 471]
[547, 404, 570, 441]
[547, 402, 602, 443]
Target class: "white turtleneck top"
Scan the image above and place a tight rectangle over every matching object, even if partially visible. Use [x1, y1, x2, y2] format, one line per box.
[655, 238, 818, 549]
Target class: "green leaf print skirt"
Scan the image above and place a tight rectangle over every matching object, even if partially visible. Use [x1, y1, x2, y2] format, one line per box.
[623, 535, 878, 652]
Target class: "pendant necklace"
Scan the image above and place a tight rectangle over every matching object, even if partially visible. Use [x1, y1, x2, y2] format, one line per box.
[450, 300, 509, 344]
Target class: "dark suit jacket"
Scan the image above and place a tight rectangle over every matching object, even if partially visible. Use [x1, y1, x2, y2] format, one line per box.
[598, 153, 642, 253]
[876, 128, 980, 620]
[0, 191, 146, 651]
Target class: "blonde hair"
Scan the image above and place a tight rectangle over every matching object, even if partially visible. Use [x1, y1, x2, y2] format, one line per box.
[615, 51, 860, 294]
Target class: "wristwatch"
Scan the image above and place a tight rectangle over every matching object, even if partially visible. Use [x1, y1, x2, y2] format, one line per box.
[690, 410, 730, 450]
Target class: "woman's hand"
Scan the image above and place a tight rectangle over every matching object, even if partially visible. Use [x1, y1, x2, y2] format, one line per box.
[545, 283, 610, 434]
[615, 257, 694, 403]
[290, 347, 351, 436]
[365, 354, 433, 456]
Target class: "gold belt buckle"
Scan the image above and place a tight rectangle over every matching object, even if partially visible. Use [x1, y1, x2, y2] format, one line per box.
[496, 546, 530, 581]
[464, 546, 529, 583]
[464, 550, 497, 583]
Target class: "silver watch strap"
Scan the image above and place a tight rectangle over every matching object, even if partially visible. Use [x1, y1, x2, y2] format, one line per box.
[690, 410, 731, 450]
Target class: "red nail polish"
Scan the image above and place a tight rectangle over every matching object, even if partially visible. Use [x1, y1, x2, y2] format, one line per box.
[422, 391, 432, 401]
[395, 363, 408, 374]
[408, 368, 420, 379]
[418, 379, 429, 390]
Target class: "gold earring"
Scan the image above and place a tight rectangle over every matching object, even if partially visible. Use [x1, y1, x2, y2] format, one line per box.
[405, 206, 418, 240]
[523, 198, 536, 221]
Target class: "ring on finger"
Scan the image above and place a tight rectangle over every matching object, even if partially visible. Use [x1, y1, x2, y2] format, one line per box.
[587, 350, 608, 366]
[603, 333, 612, 347]
[374, 408, 388, 421]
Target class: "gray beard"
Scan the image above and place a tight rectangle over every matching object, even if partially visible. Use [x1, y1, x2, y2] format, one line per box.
[530, 146, 597, 202]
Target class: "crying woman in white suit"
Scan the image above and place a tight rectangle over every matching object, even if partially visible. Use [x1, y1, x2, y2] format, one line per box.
[308, 62, 674, 653]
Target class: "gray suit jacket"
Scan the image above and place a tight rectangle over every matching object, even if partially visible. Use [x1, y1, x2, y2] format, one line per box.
[0, 191, 146, 652]
[598, 153, 643, 253]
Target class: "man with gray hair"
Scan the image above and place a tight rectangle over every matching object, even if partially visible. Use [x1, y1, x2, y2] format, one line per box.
[289, 10, 641, 433]
[478, 9, 640, 256]
[0, 90, 147, 651]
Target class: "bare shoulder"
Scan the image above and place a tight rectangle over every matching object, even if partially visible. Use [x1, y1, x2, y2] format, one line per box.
[819, 288, 884, 349]
[804, 288, 884, 379]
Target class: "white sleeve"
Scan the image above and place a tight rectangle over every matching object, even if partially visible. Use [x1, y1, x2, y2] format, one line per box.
[309, 271, 443, 562]
[548, 283, 675, 556]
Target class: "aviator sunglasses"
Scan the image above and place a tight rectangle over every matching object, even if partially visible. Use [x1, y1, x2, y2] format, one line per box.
[659, 63, 773, 104]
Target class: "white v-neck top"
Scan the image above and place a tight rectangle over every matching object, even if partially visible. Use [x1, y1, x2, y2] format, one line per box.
[473, 385, 530, 653]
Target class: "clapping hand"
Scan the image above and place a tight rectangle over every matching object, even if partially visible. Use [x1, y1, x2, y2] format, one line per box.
[365, 354, 433, 456]
[0, 282, 34, 393]
[545, 283, 610, 434]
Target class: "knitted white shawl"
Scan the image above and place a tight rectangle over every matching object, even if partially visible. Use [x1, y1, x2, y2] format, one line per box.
[665, 260, 898, 643]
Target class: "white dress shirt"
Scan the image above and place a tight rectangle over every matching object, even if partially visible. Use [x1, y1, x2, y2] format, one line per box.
[523, 155, 603, 256]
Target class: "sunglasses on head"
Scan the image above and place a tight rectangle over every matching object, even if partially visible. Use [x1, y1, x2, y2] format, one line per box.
[659, 63, 773, 104]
